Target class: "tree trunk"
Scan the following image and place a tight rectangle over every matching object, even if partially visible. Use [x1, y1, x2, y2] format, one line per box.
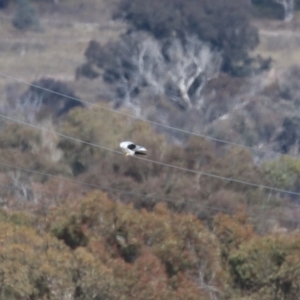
[178, 81, 192, 109]
[275, 0, 294, 22]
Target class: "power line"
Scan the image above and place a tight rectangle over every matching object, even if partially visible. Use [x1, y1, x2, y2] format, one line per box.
[0, 72, 294, 160]
[0, 20, 297, 232]
[0, 160, 244, 215]
[1, 113, 300, 197]
[0, 75, 298, 224]
[0, 160, 298, 226]
[0, 114, 121, 155]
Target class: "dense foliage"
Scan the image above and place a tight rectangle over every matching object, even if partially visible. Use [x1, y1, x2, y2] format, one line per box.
[117, 0, 261, 75]
[0, 103, 299, 227]
[0, 191, 298, 299]
[20, 78, 84, 119]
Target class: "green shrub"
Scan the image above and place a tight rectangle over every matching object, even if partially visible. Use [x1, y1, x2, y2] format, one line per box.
[117, 0, 261, 75]
[12, 0, 39, 30]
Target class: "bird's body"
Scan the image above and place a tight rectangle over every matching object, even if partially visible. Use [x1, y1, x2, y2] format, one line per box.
[120, 141, 147, 156]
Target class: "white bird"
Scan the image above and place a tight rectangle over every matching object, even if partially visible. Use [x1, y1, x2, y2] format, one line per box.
[120, 141, 147, 156]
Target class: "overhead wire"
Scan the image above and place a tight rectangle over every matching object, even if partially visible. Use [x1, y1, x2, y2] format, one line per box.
[0, 35, 298, 228]
[0, 16, 297, 243]
[0, 62, 298, 222]
[0, 113, 300, 197]
[0, 160, 298, 226]
[0, 160, 245, 215]
[0, 71, 296, 160]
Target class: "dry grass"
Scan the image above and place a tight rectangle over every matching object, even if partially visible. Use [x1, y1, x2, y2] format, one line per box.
[254, 11, 300, 70]
[0, 18, 125, 80]
[255, 31, 300, 70]
[0, 0, 126, 104]
[1, 0, 300, 106]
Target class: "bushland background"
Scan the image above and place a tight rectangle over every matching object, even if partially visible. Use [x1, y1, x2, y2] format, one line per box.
[0, 0, 300, 299]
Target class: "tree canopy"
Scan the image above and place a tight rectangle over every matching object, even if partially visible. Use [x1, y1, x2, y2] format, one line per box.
[117, 0, 260, 74]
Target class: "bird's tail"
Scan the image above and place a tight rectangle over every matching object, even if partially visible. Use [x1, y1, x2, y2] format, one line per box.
[135, 151, 147, 155]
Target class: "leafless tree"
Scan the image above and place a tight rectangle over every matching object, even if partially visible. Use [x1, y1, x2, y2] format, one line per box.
[111, 32, 165, 113]
[8, 171, 35, 202]
[165, 35, 222, 109]
[108, 32, 221, 111]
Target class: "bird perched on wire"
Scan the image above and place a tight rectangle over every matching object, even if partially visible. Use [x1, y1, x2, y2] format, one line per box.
[120, 141, 147, 156]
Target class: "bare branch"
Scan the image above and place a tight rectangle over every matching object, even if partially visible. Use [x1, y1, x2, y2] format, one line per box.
[165, 35, 222, 109]
[103, 32, 221, 111]
[8, 171, 35, 202]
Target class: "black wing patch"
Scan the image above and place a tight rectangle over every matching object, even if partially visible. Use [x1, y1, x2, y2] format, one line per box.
[127, 144, 136, 150]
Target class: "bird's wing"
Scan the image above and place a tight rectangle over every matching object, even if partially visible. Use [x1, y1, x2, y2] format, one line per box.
[127, 143, 137, 150]
[135, 145, 147, 152]
[120, 141, 134, 149]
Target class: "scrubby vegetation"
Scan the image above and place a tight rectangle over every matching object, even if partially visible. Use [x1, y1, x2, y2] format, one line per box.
[0, 191, 299, 299]
[0, 104, 299, 298]
[12, 0, 39, 30]
[1, 0, 300, 298]
[116, 0, 261, 75]
[20, 78, 84, 119]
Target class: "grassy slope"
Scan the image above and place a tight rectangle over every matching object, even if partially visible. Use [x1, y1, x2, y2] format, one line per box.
[1, 1, 299, 98]
[0, 0, 125, 101]
[253, 13, 300, 71]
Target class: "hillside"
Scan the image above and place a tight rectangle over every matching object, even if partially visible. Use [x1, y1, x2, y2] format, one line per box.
[0, 0, 300, 299]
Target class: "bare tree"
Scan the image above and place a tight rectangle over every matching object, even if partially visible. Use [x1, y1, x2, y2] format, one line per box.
[110, 32, 165, 113]
[100, 32, 221, 111]
[274, 0, 294, 22]
[8, 171, 35, 202]
[165, 35, 222, 109]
